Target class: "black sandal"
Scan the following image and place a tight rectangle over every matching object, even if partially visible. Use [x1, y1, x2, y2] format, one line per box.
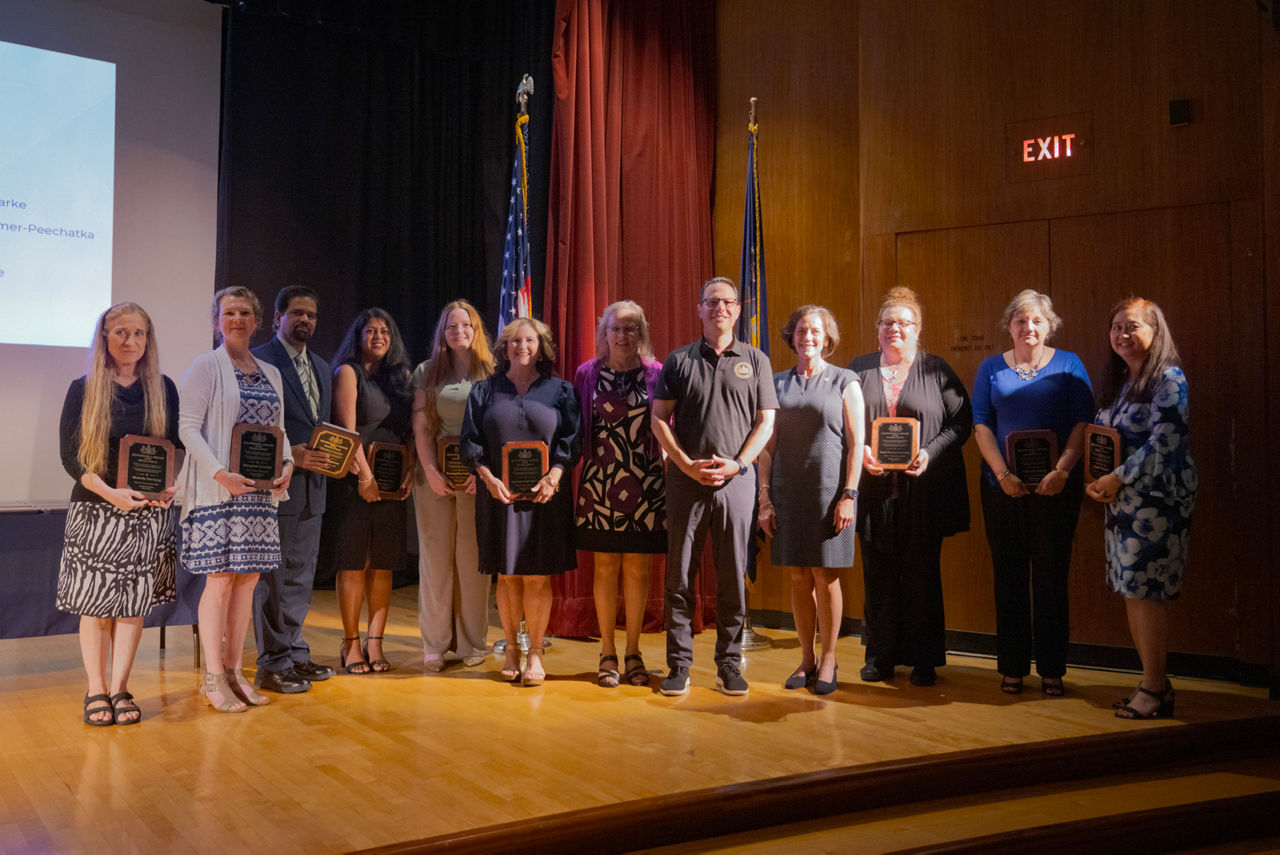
[110, 690, 141, 725]
[1115, 685, 1175, 720]
[624, 653, 650, 686]
[1000, 676, 1023, 695]
[1041, 677, 1065, 697]
[363, 635, 392, 673]
[597, 654, 620, 688]
[83, 693, 114, 727]
[340, 636, 370, 675]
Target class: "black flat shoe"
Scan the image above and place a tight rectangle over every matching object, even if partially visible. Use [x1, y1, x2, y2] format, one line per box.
[909, 666, 936, 687]
[860, 663, 892, 682]
[813, 664, 838, 696]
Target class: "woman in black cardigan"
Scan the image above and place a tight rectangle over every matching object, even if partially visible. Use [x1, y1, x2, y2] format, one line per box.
[847, 287, 972, 686]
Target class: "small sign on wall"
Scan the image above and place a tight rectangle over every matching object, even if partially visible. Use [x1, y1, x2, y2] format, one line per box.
[1005, 112, 1093, 182]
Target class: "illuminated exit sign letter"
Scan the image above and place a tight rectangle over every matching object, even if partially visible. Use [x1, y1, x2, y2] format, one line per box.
[1005, 112, 1093, 182]
[1022, 133, 1076, 162]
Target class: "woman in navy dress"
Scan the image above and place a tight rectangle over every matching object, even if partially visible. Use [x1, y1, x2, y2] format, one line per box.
[58, 302, 181, 725]
[972, 290, 1093, 697]
[461, 318, 581, 686]
[758, 305, 864, 695]
[1086, 297, 1196, 719]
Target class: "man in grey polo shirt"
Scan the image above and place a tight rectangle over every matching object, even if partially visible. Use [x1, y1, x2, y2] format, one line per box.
[651, 276, 777, 696]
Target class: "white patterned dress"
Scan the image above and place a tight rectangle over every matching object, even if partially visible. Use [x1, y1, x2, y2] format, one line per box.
[179, 369, 282, 575]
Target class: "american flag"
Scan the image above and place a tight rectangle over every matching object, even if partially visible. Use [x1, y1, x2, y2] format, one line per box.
[498, 112, 533, 328]
[737, 117, 767, 356]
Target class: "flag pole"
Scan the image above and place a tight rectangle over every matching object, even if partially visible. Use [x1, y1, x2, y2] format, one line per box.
[741, 95, 772, 653]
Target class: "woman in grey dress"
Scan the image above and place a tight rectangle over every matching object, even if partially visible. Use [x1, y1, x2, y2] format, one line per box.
[758, 306, 865, 695]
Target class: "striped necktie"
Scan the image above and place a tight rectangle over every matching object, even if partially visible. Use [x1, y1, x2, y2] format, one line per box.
[295, 353, 319, 420]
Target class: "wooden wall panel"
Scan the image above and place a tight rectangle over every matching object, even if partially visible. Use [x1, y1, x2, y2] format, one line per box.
[1265, 0, 1280, 692]
[1051, 205, 1241, 656]
[714, 0, 861, 616]
[859, 0, 1259, 237]
[894, 222, 1050, 633]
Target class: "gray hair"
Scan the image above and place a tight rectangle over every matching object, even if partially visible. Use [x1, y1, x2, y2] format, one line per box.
[1000, 289, 1062, 338]
[595, 300, 654, 360]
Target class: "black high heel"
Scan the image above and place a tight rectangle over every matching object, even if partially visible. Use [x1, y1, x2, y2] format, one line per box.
[813, 664, 839, 696]
[340, 636, 370, 675]
[1112, 677, 1172, 709]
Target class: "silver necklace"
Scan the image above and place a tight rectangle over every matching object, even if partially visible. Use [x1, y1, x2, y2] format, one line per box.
[1013, 353, 1043, 381]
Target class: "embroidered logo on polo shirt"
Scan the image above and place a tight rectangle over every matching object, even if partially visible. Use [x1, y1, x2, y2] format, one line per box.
[734, 361, 752, 379]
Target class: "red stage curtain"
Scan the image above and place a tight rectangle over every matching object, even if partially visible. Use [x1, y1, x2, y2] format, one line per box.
[544, 0, 717, 638]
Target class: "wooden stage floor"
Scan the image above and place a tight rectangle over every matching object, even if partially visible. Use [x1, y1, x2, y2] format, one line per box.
[1, 585, 1274, 854]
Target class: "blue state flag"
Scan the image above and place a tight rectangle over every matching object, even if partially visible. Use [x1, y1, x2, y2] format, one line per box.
[737, 119, 767, 356]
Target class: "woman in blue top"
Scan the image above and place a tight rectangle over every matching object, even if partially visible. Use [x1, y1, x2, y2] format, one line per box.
[1086, 298, 1195, 720]
[972, 290, 1093, 697]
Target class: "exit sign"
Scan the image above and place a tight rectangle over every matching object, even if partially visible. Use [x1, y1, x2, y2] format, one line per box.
[1005, 112, 1093, 182]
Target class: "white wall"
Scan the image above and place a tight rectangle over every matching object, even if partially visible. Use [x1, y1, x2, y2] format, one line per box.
[1, 0, 222, 505]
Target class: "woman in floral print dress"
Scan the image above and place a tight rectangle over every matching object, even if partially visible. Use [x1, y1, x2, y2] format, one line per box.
[1086, 297, 1196, 720]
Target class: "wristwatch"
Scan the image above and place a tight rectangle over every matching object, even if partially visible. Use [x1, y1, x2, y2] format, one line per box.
[841, 488, 859, 500]
[734, 457, 748, 475]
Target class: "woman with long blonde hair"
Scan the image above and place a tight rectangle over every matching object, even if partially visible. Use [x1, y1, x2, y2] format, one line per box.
[411, 300, 496, 671]
[57, 302, 181, 725]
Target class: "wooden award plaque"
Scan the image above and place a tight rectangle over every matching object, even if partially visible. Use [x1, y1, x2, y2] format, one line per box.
[1005, 429, 1059, 486]
[870, 417, 919, 470]
[301, 422, 359, 478]
[230, 423, 284, 490]
[501, 440, 549, 498]
[1084, 424, 1122, 483]
[116, 435, 176, 501]
[437, 435, 470, 490]
[367, 441, 413, 501]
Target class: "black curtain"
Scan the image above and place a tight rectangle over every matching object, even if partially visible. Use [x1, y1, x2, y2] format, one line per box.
[215, 1, 556, 363]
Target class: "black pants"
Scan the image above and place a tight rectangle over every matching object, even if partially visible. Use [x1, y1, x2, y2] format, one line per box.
[980, 478, 1083, 679]
[859, 533, 946, 669]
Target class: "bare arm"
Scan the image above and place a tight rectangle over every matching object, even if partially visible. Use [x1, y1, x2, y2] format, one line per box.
[974, 423, 1027, 497]
[650, 398, 702, 480]
[333, 364, 377, 501]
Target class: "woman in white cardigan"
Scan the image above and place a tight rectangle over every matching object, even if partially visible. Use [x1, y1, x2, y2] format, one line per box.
[177, 286, 293, 713]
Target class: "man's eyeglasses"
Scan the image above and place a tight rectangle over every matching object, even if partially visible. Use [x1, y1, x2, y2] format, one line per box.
[702, 298, 739, 309]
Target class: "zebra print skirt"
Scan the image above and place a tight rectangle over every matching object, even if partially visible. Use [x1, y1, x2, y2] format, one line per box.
[56, 501, 178, 618]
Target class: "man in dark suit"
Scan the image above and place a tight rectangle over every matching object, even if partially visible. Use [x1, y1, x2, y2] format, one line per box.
[252, 286, 336, 693]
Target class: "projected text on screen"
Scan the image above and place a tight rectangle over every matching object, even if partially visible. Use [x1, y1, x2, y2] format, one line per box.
[0, 40, 115, 347]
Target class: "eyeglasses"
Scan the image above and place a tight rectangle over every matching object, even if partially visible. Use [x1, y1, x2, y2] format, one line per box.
[877, 319, 917, 331]
[608, 325, 640, 336]
[702, 298, 739, 309]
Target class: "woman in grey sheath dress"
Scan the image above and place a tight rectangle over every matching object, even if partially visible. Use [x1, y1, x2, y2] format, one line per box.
[758, 306, 865, 695]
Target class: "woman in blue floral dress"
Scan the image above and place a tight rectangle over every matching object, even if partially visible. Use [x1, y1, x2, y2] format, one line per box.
[1086, 297, 1196, 720]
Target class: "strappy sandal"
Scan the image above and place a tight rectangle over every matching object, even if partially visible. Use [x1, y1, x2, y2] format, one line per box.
[1115, 685, 1175, 720]
[340, 636, 370, 675]
[500, 657, 522, 682]
[522, 654, 545, 687]
[83, 692, 114, 727]
[1000, 676, 1023, 695]
[1113, 677, 1171, 709]
[198, 672, 248, 713]
[109, 690, 141, 725]
[597, 654, 621, 688]
[624, 653, 651, 686]
[1041, 677, 1065, 697]
[363, 636, 392, 673]
[224, 670, 271, 706]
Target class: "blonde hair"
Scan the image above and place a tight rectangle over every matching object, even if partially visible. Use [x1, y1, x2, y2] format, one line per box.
[418, 300, 495, 438]
[494, 317, 557, 376]
[211, 286, 263, 344]
[79, 303, 167, 477]
[1000, 289, 1062, 338]
[594, 300, 654, 360]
